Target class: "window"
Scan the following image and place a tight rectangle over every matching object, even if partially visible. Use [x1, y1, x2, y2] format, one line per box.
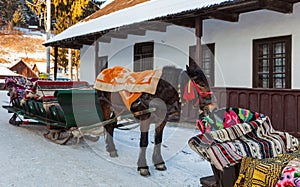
[134, 42, 154, 72]
[189, 43, 215, 86]
[253, 35, 291, 89]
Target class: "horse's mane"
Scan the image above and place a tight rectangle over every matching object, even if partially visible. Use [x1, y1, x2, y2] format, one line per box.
[160, 66, 185, 91]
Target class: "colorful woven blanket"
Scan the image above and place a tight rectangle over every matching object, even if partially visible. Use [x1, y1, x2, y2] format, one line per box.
[195, 107, 264, 134]
[234, 150, 300, 187]
[188, 108, 299, 171]
[276, 158, 300, 187]
[94, 66, 162, 109]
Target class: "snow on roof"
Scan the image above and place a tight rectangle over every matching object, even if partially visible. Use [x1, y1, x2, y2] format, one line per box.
[44, 0, 234, 46]
[100, 0, 116, 8]
[82, 0, 150, 22]
[0, 64, 21, 77]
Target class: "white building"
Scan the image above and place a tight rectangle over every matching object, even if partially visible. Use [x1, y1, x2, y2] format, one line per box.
[44, 0, 300, 137]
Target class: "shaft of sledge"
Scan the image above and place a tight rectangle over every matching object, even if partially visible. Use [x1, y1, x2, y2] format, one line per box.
[78, 108, 156, 131]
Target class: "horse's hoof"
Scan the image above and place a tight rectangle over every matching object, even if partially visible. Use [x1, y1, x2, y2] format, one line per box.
[109, 151, 118, 157]
[155, 163, 167, 171]
[139, 168, 150, 176]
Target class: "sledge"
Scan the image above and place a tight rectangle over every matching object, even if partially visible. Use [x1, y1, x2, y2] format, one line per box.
[2, 78, 155, 145]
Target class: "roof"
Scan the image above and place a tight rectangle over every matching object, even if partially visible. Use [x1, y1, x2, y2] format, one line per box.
[82, 0, 150, 22]
[10, 60, 38, 78]
[44, 0, 236, 48]
[0, 64, 21, 77]
[44, 0, 300, 49]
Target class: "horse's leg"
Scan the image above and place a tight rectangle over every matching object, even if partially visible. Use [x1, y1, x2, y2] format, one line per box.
[104, 122, 118, 157]
[99, 92, 118, 157]
[137, 118, 151, 176]
[152, 120, 167, 171]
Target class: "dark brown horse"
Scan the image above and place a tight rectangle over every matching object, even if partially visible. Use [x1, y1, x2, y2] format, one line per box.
[96, 63, 217, 176]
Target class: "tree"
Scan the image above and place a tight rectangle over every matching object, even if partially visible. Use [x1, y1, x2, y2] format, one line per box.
[52, 0, 103, 77]
[27, 0, 102, 78]
[0, 0, 21, 31]
[13, 5, 26, 27]
[81, 0, 103, 19]
[26, 0, 47, 28]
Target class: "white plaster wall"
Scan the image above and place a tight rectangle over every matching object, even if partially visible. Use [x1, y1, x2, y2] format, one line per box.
[98, 25, 196, 70]
[203, 3, 300, 88]
[80, 45, 96, 84]
[80, 24, 196, 84]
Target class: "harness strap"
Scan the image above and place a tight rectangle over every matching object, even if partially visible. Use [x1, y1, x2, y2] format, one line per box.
[191, 80, 213, 98]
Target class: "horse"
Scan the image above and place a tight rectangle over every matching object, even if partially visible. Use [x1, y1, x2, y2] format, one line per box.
[95, 63, 218, 176]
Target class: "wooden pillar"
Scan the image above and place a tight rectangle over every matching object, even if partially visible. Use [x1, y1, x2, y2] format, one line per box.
[68, 48, 72, 80]
[54, 46, 58, 81]
[195, 16, 203, 68]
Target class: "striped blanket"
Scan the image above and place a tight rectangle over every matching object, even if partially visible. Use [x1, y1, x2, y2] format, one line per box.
[188, 108, 299, 171]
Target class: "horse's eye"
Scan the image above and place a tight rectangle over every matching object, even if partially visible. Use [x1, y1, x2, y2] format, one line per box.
[196, 83, 205, 88]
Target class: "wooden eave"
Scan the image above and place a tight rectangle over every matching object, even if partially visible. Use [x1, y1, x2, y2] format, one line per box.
[165, 0, 299, 25]
[45, 0, 300, 49]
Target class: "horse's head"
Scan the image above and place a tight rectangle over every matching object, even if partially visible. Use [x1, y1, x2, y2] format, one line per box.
[185, 64, 218, 117]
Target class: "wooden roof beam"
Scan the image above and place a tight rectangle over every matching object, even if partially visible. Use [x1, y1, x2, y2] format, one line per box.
[76, 37, 95, 45]
[259, 0, 294, 13]
[98, 36, 111, 43]
[105, 32, 128, 39]
[136, 22, 169, 32]
[286, 0, 300, 3]
[53, 42, 82, 49]
[126, 29, 146, 36]
[216, 1, 257, 11]
[142, 25, 167, 32]
[118, 25, 147, 36]
[207, 11, 239, 22]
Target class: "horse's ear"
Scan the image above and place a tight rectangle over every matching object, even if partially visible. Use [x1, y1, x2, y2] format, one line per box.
[186, 65, 189, 72]
[186, 64, 193, 75]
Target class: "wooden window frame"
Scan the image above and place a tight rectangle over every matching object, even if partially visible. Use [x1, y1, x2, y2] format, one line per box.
[134, 41, 154, 72]
[253, 35, 291, 89]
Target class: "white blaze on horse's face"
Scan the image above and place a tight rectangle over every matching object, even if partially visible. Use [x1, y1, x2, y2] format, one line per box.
[199, 102, 218, 114]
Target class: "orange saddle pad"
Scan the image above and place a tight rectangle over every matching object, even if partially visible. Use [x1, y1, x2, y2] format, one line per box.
[94, 66, 162, 109]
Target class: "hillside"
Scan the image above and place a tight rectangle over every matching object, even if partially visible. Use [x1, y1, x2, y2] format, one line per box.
[0, 29, 47, 68]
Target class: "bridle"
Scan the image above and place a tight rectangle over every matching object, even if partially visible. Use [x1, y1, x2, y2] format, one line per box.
[190, 80, 213, 107]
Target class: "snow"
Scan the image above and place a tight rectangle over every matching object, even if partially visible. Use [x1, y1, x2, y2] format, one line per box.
[0, 90, 213, 186]
[0, 27, 47, 66]
[17, 27, 46, 37]
[45, 0, 235, 45]
[0, 64, 21, 77]
[100, 0, 115, 8]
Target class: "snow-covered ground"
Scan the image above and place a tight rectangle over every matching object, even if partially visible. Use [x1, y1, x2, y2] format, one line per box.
[0, 27, 47, 67]
[0, 91, 213, 186]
